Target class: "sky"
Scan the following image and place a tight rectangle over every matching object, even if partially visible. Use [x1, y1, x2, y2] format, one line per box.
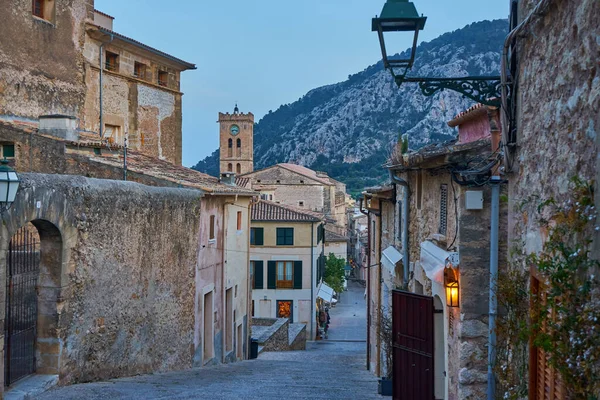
[95, 0, 509, 167]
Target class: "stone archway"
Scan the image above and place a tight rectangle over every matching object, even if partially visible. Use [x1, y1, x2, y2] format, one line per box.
[2, 219, 63, 386]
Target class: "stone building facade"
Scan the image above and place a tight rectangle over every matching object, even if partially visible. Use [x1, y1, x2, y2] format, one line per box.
[0, 0, 195, 165]
[506, 0, 599, 397]
[364, 104, 508, 399]
[240, 163, 347, 228]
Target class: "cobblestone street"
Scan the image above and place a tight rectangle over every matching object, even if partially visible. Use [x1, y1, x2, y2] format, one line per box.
[35, 281, 379, 399]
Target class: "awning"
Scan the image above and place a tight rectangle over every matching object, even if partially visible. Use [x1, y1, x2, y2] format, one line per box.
[317, 282, 335, 303]
[420, 241, 459, 285]
[381, 246, 402, 273]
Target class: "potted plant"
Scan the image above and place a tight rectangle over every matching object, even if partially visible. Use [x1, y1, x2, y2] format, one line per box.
[377, 307, 394, 396]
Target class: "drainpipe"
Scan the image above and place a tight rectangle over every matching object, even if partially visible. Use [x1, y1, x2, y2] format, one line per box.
[221, 200, 227, 364]
[123, 137, 128, 181]
[310, 221, 315, 340]
[487, 176, 501, 399]
[359, 197, 370, 370]
[99, 34, 114, 138]
[389, 170, 410, 287]
[376, 198, 383, 377]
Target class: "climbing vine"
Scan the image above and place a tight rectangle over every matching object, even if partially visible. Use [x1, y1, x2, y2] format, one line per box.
[496, 178, 600, 399]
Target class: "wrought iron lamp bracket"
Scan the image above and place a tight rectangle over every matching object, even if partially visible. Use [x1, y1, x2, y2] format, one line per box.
[392, 73, 502, 106]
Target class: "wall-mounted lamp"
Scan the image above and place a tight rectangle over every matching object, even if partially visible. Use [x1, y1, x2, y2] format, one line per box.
[444, 262, 459, 308]
[0, 159, 20, 214]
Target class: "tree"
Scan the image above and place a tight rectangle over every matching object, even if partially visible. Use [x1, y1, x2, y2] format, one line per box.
[324, 253, 346, 294]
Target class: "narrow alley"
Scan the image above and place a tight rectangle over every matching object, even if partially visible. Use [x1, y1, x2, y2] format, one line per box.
[34, 281, 379, 400]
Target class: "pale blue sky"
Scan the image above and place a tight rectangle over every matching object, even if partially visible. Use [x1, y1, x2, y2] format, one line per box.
[95, 0, 509, 166]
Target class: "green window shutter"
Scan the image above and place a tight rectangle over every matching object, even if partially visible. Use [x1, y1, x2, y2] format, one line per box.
[293, 261, 302, 289]
[256, 228, 264, 246]
[267, 261, 276, 289]
[286, 228, 294, 245]
[254, 261, 264, 289]
[3, 144, 15, 158]
[250, 228, 255, 245]
[276, 228, 284, 245]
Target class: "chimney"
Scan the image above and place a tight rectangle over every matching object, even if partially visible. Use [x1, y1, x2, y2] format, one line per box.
[39, 115, 79, 141]
[220, 172, 236, 186]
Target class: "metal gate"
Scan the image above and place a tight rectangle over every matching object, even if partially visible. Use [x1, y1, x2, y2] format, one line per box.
[392, 290, 434, 400]
[4, 226, 40, 386]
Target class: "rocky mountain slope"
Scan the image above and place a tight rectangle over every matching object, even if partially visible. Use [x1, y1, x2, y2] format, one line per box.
[193, 20, 507, 197]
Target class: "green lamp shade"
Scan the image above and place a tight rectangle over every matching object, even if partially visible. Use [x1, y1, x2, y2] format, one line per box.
[372, 0, 427, 32]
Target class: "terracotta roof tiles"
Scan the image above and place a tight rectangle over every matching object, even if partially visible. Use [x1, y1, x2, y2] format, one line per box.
[251, 200, 323, 222]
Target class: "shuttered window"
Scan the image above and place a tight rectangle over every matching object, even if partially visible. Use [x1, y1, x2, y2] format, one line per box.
[439, 184, 448, 235]
[266, 260, 301, 289]
[530, 276, 566, 400]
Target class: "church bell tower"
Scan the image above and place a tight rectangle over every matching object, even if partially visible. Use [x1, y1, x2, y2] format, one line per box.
[219, 105, 254, 176]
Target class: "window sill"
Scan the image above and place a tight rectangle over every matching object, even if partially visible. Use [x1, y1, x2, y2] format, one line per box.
[32, 15, 55, 27]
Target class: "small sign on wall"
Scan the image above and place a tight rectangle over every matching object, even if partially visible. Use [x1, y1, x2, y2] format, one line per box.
[465, 191, 483, 210]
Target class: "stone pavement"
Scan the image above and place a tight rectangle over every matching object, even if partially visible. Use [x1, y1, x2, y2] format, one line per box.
[326, 280, 367, 341]
[35, 281, 379, 399]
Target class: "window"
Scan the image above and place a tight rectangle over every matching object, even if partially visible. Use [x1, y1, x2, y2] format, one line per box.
[300, 180, 304, 184]
[252, 300, 255, 317]
[225, 288, 233, 352]
[32, 0, 54, 22]
[237, 211, 242, 231]
[250, 227, 264, 245]
[236, 163, 241, 174]
[269, 194, 273, 201]
[105, 51, 119, 72]
[236, 138, 241, 157]
[209, 215, 215, 240]
[134, 62, 147, 79]
[228, 138, 233, 157]
[439, 184, 448, 235]
[1, 144, 15, 159]
[158, 70, 168, 87]
[276, 261, 294, 289]
[103, 124, 122, 144]
[257, 179, 261, 183]
[276, 180, 280, 183]
[397, 200, 402, 241]
[227, 163, 233, 172]
[277, 300, 293, 322]
[298, 201, 304, 207]
[276, 228, 294, 246]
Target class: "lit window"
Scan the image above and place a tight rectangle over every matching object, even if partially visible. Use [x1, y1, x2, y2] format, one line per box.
[276, 261, 294, 289]
[158, 70, 168, 87]
[105, 51, 119, 72]
[277, 300, 292, 322]
[209, 215, 215, 240]
[276, 228, 294, 246]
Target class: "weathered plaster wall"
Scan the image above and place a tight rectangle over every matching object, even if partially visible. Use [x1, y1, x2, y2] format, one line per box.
[0, 0, 90, 119]
[509, 0, 600, 256]
[82, 37, 183, 165]
[0, 173, 202, 386]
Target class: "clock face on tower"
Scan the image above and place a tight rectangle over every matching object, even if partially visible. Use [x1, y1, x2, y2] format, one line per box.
[230, 125, 240, 136]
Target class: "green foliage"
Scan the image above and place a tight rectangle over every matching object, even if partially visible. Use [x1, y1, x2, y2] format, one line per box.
[324, 253, 346, 294]
[496, 178, 600, 399]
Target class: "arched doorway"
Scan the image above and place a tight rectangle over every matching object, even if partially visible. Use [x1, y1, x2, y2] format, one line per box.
[4, 220, 62, 386]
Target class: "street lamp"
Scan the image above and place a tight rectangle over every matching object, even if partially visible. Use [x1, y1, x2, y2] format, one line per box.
[0, 159, 20, 214]
[371, 0, 427, 72]
[372, 0, 502, 106]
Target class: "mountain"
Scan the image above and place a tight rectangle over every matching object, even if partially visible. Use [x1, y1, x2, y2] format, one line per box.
[192, 20, 507, 197]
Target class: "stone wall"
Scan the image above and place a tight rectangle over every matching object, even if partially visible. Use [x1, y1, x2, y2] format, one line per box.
[0, 0, 91, 120]
[509, 0, 599, 257]
[251, 318, 289, 352]
[0, 173, 203, 387]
